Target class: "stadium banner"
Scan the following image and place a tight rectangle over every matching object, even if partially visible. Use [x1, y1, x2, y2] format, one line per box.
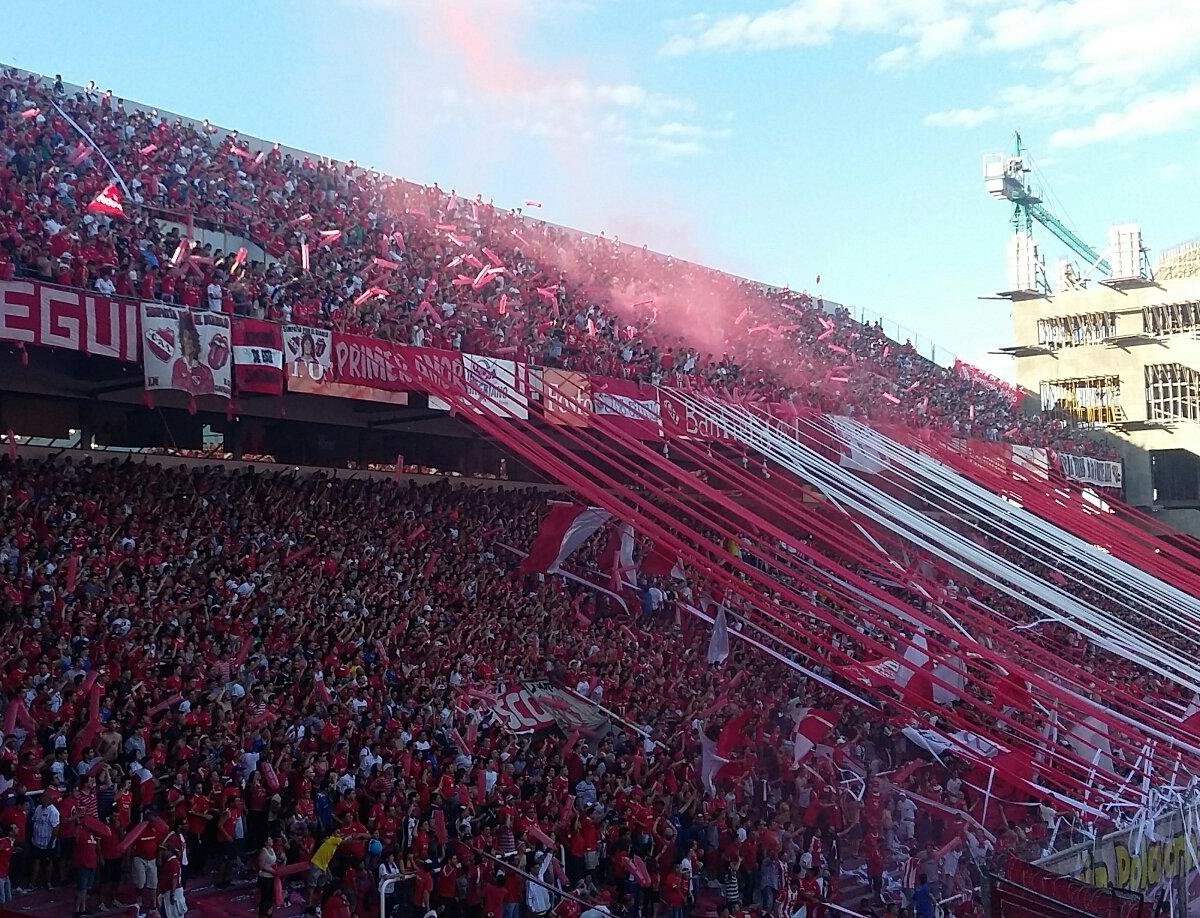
[488, 681, 611, 736]
[0, 278, 139, 363]
[285, 329, 407, 405]
[590, 376, 661, 439]
[141, 303, 231, 398]
[231, 318, 283, 396]
[462, 354, 528, 419]
[659, 388, 735, 442]
[1037, 807, 1200, 911]
[391, 346, 466, 411]
[282, 323, 331, 384]
[1055, 451, 1124, 490]
[540, 368, 592, 427]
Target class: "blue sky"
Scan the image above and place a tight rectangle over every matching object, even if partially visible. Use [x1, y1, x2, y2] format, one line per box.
[6, 0, 1200, 377]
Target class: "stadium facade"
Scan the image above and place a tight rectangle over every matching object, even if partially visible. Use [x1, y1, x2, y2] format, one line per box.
[1008, 267, 1200, 535]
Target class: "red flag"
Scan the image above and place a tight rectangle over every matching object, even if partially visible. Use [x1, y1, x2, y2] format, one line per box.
[66, 555, 80, 592]
[517, 503, 610, 576]
[641, 541, 684, 579]
[86, 183, 126, 219]
[422, 550, 441, 579]
[232, 319, 284, 396]
[67, 141, 92, 167]
[716, 709, 754, 758]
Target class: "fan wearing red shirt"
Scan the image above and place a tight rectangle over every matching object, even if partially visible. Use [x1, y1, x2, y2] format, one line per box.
[73, 821, 103, 916]
[131, 821, 163, 915]
[481, 869, 507, 918]
[798, 868, 825, 918]
[0, 824, 15, 906]
[157, 840, 183, 917]
[662, 863, 689, 918]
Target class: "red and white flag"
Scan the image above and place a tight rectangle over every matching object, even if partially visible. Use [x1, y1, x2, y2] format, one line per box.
[597, 522, 637, 593]
[793, 709, 835, 763]
[86, 183, 126, 219]
[231, 319, 284, 396]
[517, 503, 610, 576]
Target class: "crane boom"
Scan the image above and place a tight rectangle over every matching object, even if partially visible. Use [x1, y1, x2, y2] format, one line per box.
[1028, 201, 1111, 275]
[984, 131, 1112, 283]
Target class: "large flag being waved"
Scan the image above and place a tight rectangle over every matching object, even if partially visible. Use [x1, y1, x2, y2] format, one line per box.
[87, 182, 126, 219]
[597, 522, 637, 592]
[517, 503, 611, 576]
[707, 603, 730, 664]
[793, 708, 836, 762]
[641, 540, 686, 580]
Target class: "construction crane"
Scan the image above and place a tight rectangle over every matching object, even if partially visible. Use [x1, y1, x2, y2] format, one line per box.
[984, 131, 1111, 277]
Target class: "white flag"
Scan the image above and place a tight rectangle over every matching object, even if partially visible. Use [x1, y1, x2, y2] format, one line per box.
[707, 604, 730, 664]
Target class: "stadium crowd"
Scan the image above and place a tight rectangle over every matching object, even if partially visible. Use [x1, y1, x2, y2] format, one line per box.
[0, 454, 1062, 918]
[0, 66, 1151, 918]
[0, 68, 1112, 460]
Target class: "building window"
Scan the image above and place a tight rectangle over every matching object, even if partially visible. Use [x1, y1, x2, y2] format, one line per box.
[1145, 363, 1200, 423]
[1035, 313, 1116, 349]
[1039, 376, 1121, 424]
[1151, 449, 1200, 503]
[1143, 301, 1200, 336]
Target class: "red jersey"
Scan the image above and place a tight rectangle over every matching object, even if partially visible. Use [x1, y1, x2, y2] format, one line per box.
[132, 824, 161, 860]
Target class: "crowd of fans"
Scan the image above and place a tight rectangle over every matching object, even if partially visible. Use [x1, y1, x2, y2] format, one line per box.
[0, 68, 1113, 460]
[0, 67, 1148, 918]
[0, 454, 1071, 918]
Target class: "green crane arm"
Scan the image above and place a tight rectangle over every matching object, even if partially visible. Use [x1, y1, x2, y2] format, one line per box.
[1028, 201, 1111, 275]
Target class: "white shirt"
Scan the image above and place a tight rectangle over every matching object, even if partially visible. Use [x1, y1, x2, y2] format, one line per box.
[31, 804, 60, 848]
[206, 283, 223, 311]
[94, 277, 116, 296]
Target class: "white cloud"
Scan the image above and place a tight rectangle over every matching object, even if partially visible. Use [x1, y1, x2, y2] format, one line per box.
[923, 106, 998, 128]
[661, 0, 967, 58]
[376, 0, 724, 161]
[662, 0, 1200, 147]
[438, 76, 720, 158]
[1051, 83, 1200, 148]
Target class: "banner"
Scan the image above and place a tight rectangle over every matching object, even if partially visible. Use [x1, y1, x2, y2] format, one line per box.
[284, 329, 407, 405]
[320, 336, 464, 408]
[0, 279, 139, 363]
[488, 681, 610, 736]
[1056, 452, 1124, 490]
[463, 354, 528, 419]
[392, 347, 465, 411]
[141, 303, 231, 398]
[541, 369, 592, 427]
[1038, 808, 1200, 914]
[232, 319, 283, 396]
[659, 389, 735, 442]
[590, 376, 661, 439]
